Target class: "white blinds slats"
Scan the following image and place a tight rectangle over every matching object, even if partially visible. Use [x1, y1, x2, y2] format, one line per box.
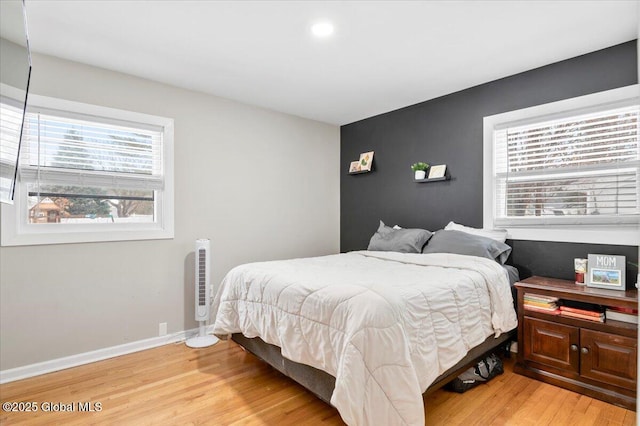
[20, 111, 164, 191]
[0, 99, 23, 205]
[0, 101, 23, 169]
[495, 105, 639, 224]
[507, 130, 636, 153]
[19, 167, 164, 191]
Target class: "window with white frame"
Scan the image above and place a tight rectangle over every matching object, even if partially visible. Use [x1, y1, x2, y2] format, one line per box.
[1, 94, 174, 246]
[483, 85, 639, 245]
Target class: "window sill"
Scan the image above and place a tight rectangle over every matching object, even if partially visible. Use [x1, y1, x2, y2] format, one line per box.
[499, 225, 639, 246]
[0, 219, 174, 246]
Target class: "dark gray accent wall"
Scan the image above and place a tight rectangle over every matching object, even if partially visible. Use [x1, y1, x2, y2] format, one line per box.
[509, 240, 638, 285]
[340, 41, 638, 280]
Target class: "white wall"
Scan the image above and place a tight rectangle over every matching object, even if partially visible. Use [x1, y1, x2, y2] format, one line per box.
[0, 38, 30, 89]
[0, 53, 340, 370]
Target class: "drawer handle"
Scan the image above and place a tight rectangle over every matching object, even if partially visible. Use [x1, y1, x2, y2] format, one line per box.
[570, 344, 578, 352]
[581, 347, 589, 354]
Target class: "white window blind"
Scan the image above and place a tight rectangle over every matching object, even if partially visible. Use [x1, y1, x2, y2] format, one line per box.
[0, 97, 24, 201]
[20, 109, 164, 191]
[494, 105, 639, 226]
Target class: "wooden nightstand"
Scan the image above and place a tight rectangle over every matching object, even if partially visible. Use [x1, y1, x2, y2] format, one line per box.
[514, 276, 638, 410]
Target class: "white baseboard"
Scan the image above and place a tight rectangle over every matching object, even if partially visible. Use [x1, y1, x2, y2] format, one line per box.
[0, 324, 217, 384]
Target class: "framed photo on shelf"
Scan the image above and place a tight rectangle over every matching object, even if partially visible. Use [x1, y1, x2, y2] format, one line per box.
[587, 254, 626, 291]
[358, 151, 374, 171]
[428, 164, 446, 179]
[349, 161, 361, 173]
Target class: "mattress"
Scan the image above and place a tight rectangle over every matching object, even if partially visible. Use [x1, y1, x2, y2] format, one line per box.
[212, 251, 518, 425]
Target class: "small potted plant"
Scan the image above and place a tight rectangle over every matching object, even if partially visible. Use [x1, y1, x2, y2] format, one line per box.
[411, 162, 429, 180]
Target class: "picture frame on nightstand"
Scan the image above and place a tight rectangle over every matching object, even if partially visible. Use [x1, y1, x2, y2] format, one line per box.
[587, 254, 626, 291]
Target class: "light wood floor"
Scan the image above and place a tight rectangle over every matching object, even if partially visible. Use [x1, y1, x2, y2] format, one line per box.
[0, 339, 636, 425]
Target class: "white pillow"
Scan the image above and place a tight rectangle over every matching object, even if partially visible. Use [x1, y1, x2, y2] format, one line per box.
[444, 221, 508, 243]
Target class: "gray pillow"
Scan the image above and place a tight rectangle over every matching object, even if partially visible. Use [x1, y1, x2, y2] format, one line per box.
[367, 221, 433, 253]
[422, 230, 512, 264]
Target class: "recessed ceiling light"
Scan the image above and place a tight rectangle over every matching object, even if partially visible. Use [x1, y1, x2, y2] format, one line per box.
[311, 22, 334, 38]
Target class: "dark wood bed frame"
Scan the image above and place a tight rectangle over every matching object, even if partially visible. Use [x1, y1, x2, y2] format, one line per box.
[232, 329, 515, 405]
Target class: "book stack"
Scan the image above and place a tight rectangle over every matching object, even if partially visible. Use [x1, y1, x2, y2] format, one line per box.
[523, 293, 560, 314]
[559, 302, 604, 323]
[606, 307, 639, 324]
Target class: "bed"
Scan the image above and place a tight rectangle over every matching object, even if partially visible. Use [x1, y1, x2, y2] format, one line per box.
[212, 225, 518, 426]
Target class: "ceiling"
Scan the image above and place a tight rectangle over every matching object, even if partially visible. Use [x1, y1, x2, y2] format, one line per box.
[5, 1, 640, 125]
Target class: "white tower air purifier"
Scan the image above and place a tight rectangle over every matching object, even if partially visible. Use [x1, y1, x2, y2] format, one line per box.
[186, 239, 219, 348]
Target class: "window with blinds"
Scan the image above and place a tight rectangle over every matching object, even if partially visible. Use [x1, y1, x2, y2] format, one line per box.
[1, 93, 174, 246]
[494, 104, 639, 226]
[20, 110, 164, 225]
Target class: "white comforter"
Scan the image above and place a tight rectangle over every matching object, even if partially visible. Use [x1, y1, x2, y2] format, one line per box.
[212, 251, 518, 426]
